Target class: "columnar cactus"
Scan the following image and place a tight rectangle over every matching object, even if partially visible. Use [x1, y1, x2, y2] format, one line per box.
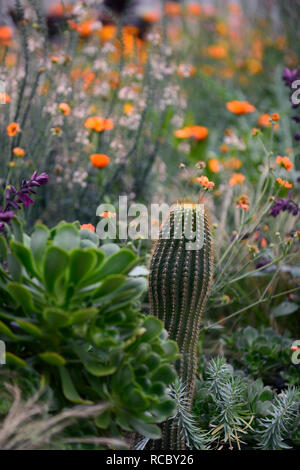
[148, 203, 214, 449]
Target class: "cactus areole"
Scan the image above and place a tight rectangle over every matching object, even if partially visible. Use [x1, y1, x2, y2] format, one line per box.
[148, 203, 214, 449]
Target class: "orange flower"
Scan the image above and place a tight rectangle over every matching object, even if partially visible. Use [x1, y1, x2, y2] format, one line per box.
[123, 102, 134, 115]
[82, 71, 96, 90]
[229, 173, 245, 186]
[258, 113, 271, 127]
[58, 102, 70, 116]
[48, 2, 73, 16]
[207, 44, 227, 59]
[75, 20, 94, 37]
[272, 113, 280, 122]
[7, 122, 20, 137]
[226, 100, 256, 115]
[196, 175, 215, 189]
[13, 147, 25, 157]
[164, 2, 181, 16]
[0, 93, 11, 104]
[141, 10, 161, 23]
[80, 223, 95, 232]
[208, 158, 221, 173]
[84, 116, 114, 132]
[174, 127, 191, 139]
[276, 156, 294, 171]
[223, 157, 242, 170]
[99, 211, 116, 218]
[251, 128, 261, 136]
[216, 22, 228, 35]
[220, 144, 229, 153]
[90, 153, 110, 168]
[174, 125, 209, 141]
[0, 25, 13, 46]
[221, 67, 235, 79]
[236, 195, 249, 211]
[260, 237, 267, 249]
[98, 25, 117, 42]
[186, 3, 201, 16]
[247, 58, 262, 75]
[276, 177, 293, 189]
[190, 126, 209, 140]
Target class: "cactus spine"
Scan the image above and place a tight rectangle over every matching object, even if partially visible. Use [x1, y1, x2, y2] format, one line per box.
[148, 203, 213, 449]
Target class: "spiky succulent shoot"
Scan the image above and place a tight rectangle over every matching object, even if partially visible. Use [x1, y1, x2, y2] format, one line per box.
[148, 204, 213, 449]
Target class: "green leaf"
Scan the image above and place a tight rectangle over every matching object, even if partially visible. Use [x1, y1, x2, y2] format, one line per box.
[80, 240, 97, 249]
[70, 308, 98, 325]
[11, 217, 23, 243]
[272, 301, 299, 317]
[74, 344, 117, 377]
[129, 417, 161, 439]
[5, 352, 27, 367]
[99, 243, 120, 257]
[10, 241, 38, 278]
[77, 249, 106, 286]
[161, 340, 179, 360]
[92, 275, 126, 298]
[59, 366, 92, 404]
[43, 308, 70, 328]
[153, 399, 176, 419]
[95, 249, 137, 280]
[260, 390, 274, 402]
[39, 352, 66, 366]
[144, 353, 161, 371]
[30, 224, 50, 270]
[85, 363, 117, 377]
[123, 387, 148, 410]
[151, 365, 177, 385]
[69, 249, 97, 285]
[7, 253, 22, 281]
[7, 282, 37, 313]
[95, 409, 111, 429]
[43, 246, 69, 295]
[243, 326, 258, 346]
[53, 223, 80, 252]
[0, 236, 8, 259]
[80, 229, 99, 246]
[104, 277, 147, 312]
[115, 409, 133, 431]
[0, 319, 17, 339]
[16, 320, 43, 338]
[149, 382, 165, 396]
[129, 266, 149, 276]
[141, 317, 163, 342]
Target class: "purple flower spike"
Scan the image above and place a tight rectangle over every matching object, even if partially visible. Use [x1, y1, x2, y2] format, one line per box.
[0, 170, 49, 232]
[282, 67, 300, 87]
[0, 210, 15, 223]
[256, 257, 272, 270]
[0, 210, 15, 233]
[16, 193, 34, 208]
[35, 172, 49, 185]
[269, 197, 299, 218]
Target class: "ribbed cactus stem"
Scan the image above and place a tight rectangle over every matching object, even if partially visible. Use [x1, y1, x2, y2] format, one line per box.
[148, 204, 213, 449]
